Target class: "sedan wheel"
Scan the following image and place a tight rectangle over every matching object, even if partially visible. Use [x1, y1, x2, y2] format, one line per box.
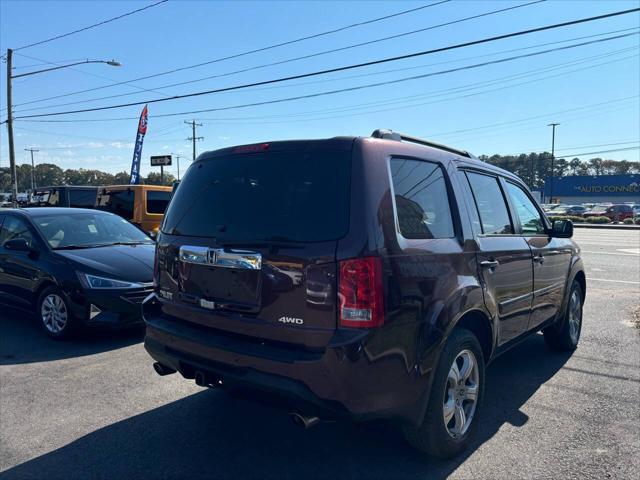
[41, 293, 68, 334]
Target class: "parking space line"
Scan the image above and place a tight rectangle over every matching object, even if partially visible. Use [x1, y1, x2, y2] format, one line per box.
[588, 278, 640, 284]
[581, 251, 640, 256]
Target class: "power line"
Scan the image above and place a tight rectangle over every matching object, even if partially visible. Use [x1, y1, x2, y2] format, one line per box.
[190, 47, 638, 124]
[501, 141, 640, 156]
[11, 1, 451, 108]
[12, 0, 169, 51]
[555, 146, 640, 158]
[12, 0, 547, 113]
[15, 30, 638, 124]
[11, 8, 640, 120]
[556, 140, 640, 151]
[436, 102, 639, 144]
[16, 23, 634, 116]
[17, 48, 638, 127]
[430, 93, 640, 138]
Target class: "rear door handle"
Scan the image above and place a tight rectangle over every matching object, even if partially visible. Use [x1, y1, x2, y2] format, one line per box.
[480, 260, 499, 270]
[533, 255, 545, 264]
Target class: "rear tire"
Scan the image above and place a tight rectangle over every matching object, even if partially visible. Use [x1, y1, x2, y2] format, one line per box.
[37, 286, 77, 340]
[403, 328, 484, 458]
[543, 281, 583, 352]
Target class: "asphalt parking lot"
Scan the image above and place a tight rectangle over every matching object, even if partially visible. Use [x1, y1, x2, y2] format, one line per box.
[1, 228, 638, 480]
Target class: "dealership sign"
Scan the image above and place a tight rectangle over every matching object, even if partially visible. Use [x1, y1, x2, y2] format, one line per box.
[544, 174, 640, 197]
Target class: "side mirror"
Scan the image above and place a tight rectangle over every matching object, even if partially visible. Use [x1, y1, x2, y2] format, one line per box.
[551, 219, 573, 238]
[3, 238, 32, 252]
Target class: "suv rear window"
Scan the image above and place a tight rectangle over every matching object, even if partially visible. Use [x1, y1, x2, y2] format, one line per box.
[162, 149, 351, 242]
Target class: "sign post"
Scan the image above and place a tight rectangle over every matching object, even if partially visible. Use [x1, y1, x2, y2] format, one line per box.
[150, 155, 172, 185]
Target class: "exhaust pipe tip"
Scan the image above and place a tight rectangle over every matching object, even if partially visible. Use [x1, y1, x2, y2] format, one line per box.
[291, 413, 320, 429]
[194, 371, 207, 387]
[153, 362, 176, 376]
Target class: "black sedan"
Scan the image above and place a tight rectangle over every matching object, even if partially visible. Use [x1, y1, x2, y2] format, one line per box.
[0, 208, 155, 338]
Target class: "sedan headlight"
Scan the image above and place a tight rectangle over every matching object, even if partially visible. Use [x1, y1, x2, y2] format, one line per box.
[78, 272, 143, 289]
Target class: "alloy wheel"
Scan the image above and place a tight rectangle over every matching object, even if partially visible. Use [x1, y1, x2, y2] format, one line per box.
[41, 294, 68, 334]
[568, 289, 582, 344]
[443, 349, 479, 438]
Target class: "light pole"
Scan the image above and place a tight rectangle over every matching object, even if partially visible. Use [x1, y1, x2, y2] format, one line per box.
[5, 50, 121, 207]
[548, 123, 560, 203]
[171, 153, 184, 181]
[25, 147, 39, 192]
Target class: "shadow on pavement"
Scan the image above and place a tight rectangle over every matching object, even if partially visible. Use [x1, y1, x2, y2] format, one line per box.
[1, 335, 571, 479]
[0, 306, 143, 365]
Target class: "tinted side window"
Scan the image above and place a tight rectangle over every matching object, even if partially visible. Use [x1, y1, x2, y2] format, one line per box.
[0, 216, 34, 248]
[146, 190, 171, 214]
[466, 172, 512, 235]
[68, 189, 97, 208]
[505, 182, 546, 234]
[390, 158, 454, 239]
[97, 190, 134, 219]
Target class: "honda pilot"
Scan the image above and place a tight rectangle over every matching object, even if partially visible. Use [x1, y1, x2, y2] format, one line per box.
[143, 130, 585, 458]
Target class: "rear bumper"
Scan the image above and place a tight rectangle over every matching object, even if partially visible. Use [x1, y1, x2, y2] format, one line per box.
[143, 296, 429, 424]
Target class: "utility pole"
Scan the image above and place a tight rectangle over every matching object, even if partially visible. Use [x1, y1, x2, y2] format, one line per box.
[24, 148, 39, 192]
[548, 123, 560, 203]
[171, 154, 183, 181]
[6, 49, 18, 208]
[185, 120, 203, 161]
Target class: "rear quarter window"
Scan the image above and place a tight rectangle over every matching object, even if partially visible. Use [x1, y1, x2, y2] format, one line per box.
[389, 158, 454, 239]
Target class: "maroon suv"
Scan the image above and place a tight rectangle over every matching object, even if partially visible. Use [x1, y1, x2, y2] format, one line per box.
[143, 130, 586, 458]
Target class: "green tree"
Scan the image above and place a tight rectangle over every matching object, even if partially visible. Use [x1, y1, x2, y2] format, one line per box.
[144, 171, 176, 186]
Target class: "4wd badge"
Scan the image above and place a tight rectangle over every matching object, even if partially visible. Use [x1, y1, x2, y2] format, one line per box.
[278, 316, 304, 325]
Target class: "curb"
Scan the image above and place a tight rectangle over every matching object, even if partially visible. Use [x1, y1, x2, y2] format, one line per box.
[573, 223, 640, 230]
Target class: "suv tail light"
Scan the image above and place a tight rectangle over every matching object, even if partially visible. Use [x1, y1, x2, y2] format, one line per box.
[339, 257, 384, 328]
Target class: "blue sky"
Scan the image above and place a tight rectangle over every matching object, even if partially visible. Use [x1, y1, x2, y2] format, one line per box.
[1, 0, 639, 179]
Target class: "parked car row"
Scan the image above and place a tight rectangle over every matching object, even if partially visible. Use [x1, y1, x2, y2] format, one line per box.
[6, 184, 172, 234]
[0, 131, 586, 459]
[542, 202, 639, 221]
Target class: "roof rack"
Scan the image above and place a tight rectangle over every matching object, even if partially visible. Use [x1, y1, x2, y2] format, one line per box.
[371, 129, 472, 158]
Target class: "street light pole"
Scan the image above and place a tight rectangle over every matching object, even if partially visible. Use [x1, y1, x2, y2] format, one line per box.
[25, 148, 39, 192]
[548, 123, 560, 203]
[5, 52, 121, 208]
[6, 49, 18, 208]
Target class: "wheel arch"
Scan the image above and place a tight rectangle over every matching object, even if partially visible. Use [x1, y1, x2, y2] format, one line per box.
[451, 309, 494, 364]
[33, 279, 60, 310]
[573, 269, 586, 304]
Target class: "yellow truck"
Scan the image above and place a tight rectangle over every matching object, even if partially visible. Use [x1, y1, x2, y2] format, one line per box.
[95, 184, 172, 235]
